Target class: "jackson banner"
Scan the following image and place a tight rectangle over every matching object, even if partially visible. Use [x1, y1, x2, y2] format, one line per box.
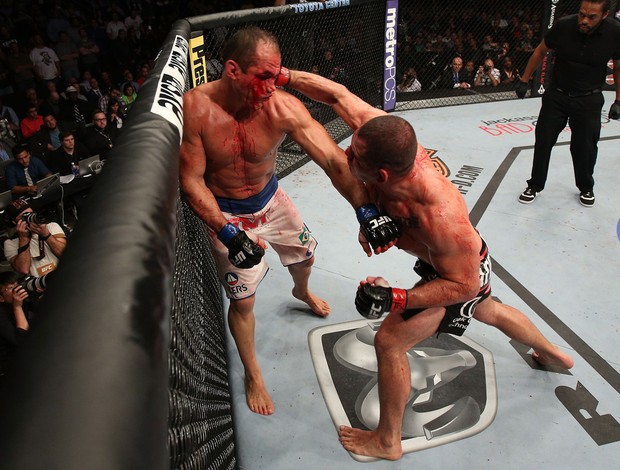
[383, 0, 398, 111]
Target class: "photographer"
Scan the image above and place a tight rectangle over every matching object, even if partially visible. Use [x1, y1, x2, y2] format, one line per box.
[474, 58, 500, 87]
[0, 271, 32, 380]
[3, 199, 67, 277]
[397, 67, 422, 92]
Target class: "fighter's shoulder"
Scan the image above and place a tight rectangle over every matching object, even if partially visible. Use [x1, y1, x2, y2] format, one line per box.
[183, 84, 215, 107]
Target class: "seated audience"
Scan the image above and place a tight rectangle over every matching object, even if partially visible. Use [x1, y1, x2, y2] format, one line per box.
[29, 114, 68, 158]
[83, 110, 114, 157]
[5, 144, 52, 196]
[43, 130, 90, 176]
[19, 105, 44, 140]
[442, 56, 471, 89]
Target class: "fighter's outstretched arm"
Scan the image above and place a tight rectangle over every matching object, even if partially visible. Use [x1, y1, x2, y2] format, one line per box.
[287, 70, 385, 130]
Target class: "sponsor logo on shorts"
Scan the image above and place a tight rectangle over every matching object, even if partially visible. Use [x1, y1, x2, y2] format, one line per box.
[308, 319, 497, 461]
[298, 226, 311, 245]
[225, 272, 248, 296]
[225, 272, 239, 286]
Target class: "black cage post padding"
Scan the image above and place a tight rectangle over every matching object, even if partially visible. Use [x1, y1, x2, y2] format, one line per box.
[0, 19, 192, 470]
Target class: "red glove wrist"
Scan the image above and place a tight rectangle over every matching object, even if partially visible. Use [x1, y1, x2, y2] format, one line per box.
[391, 288, 408, 313]
[275, 66, 290, 87]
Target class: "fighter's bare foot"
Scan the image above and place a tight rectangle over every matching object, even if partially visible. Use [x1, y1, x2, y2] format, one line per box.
[292, 288, 330, 317]
[532, 350, 574, 369]
[245, 377, 275, 415]
[338, 425, 402, 461]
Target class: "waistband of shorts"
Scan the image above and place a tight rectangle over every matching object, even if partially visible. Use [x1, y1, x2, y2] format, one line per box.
[215, 174, 278, 214]
[554, 87, 601, 97]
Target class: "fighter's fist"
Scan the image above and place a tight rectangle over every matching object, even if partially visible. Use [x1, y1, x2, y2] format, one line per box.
[218, 223, 265, 269]
[515, 80, 529, 99]
[355, 280, 407, 319]
[275, 66, 290, 87]
[356, 204, 400, 254]
[609, 100, 620, 120]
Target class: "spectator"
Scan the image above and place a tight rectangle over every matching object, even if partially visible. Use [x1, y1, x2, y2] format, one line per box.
[99, 85, 123, 114]
[109, 29, 136, 76]
[106, 97, 124, 131]
[77, 27, 100, 77]
[120, 70, 140, 94]
[474, 57, 500, 87]
[6, 42, 36, 94]
[45, 7, 71, 44]
[442, 56, 471, 89]
[19, 105, 44, 140]
[463, 60, 476, 87]
[38, 90, 63, 118]
[55, 31, 81, 83]
[79, 70, 93, 94]
[28, 34, 61, 88]
[397, 67, 422, 92]
[205, 50, 223, 82]
[0, 96, 20, 135]
[29, 114, 67, 158]
[120, 83, 137, 112]
[83, 109, 114, 157]
[0, 57, 13, 97]
[500, 56, 520, 84]
[136, 63, 150, 88]
[86, 77, 105, 109]
[124, 9, 144, 39]
[5, 143, 51, 196]
[0, 271, 32, 380]
[3, 199, 67, 277]
[516, 27, 536, 53]
[59, 85, 93, 129]
[106, 11, 126, 41]
[43, 130, 90, 176]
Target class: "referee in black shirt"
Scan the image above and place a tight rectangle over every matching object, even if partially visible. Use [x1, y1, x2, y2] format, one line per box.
[515, 0, 620, 207]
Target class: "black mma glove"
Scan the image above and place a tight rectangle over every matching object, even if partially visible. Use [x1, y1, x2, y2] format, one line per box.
[515, 80, 529, 99]
[218, 223, 265, 269]
[355, 283, 408, 319]
[609, 100, 620, 120]
[356, 204, 400, 251]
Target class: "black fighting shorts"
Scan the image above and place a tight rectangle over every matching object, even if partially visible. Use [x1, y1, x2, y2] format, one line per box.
[401, 238, 492, 336]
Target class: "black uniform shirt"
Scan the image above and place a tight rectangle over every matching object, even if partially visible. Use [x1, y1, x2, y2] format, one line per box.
[545, 14, 620, 92]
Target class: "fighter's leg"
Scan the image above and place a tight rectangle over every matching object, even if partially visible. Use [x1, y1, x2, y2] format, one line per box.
[473, 297, 573, 369]
[228, 296, 275, 415]
[288, 257, 330, 317]
[339, 306, 445, 460]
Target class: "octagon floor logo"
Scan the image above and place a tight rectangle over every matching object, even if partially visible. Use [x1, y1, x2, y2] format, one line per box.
[308, 319, 498, 462]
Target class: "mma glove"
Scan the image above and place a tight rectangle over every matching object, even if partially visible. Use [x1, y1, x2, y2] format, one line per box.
[218, 223, 265, 269]
[355, 283, 408, 319]
[515, 80, 529, 99]
[275, 66, 290, 87]
[609, 100, 620, 120]
[356, 204, 400, 251]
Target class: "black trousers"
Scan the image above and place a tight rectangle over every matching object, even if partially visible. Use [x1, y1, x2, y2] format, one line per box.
[528, 88, 604, 193]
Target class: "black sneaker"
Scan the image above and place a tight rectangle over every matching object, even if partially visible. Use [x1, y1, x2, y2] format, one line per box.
[518, 187, 538, 204]
[579, 191, 595, 207]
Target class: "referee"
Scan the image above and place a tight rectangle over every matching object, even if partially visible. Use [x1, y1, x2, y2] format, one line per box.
[515, 0, 620, 207]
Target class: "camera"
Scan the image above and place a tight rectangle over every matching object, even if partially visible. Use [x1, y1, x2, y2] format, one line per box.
[21, 212, 43, 225]
[19, 271, 54, 294]
[484, 65, 491, 72]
